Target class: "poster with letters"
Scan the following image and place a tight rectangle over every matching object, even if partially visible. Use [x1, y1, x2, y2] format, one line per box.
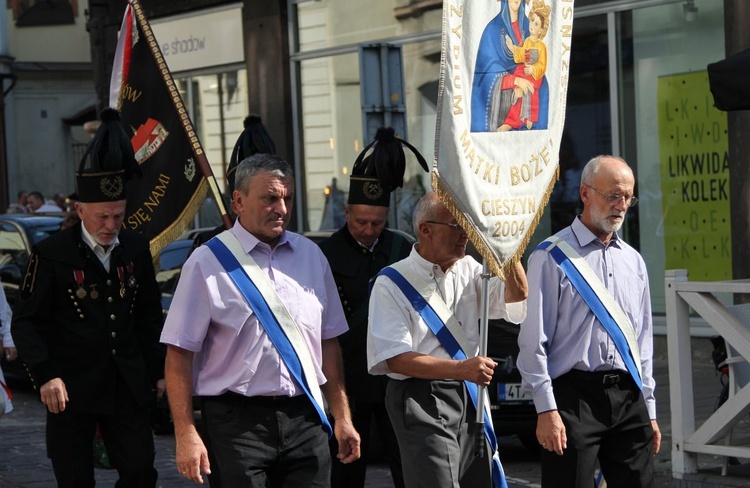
[658, 71, 731, 280]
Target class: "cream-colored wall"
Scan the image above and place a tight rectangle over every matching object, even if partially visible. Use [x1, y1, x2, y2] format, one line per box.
[297, 0, 441, 230]
[6, 6, 90, 63]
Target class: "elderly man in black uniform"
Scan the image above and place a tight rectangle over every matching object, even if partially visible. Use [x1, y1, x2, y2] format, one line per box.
[319, 127, 428, 488]
[12, 109, 165, 488]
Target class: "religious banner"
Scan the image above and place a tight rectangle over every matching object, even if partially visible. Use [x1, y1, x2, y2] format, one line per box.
[658, 71, 731, 281]
[110, 0, 230, 259]
[434, 0, 574, 278]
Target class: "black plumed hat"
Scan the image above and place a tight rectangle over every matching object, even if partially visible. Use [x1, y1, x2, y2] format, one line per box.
[76, 108, 141, 203]
[227, 115, 276, 193]
[348, 127, 428, 207]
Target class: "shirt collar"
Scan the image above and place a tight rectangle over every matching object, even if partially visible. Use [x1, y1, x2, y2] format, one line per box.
[357, 238, 378, 252]
[231, 219, 293, 253]
[410, 244, 455, 278]
[571, 215, 622, 249]
[80, 222, 120, 255]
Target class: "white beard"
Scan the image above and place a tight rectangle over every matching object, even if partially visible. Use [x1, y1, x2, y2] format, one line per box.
[590, 205, 625, 235]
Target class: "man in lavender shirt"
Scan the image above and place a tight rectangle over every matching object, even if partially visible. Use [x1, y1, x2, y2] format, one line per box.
[517, 155, 661, 488]
[161, 154, 360, 486]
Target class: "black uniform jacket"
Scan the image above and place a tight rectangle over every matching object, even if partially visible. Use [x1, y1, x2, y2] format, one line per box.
[11, 222, 165, 414]
[319, 226, 411, 403]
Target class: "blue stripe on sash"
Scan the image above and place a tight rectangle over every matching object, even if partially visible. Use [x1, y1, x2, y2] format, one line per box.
[536, 240, 642, 390]
[206, 238, 333, 436]
[378, 267, 508, 488]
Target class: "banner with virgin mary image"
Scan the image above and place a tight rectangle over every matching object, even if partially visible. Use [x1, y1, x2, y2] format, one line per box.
[434, 0, 574, 278]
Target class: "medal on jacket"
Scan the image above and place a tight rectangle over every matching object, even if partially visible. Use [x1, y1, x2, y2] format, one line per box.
[117, 263, 136, 298]
[117, 265, 126, 298]
[89, 284, 99, 300]
[73, 269, 87, 299]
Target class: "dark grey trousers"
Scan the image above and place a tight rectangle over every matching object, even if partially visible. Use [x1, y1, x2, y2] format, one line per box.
[385, 378, 491, 488]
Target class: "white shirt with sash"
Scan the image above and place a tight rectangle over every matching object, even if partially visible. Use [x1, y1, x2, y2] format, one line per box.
[367, 246, 526, 379]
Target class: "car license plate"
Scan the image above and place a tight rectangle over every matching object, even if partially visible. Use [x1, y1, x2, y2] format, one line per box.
[497, 383, 530, 402]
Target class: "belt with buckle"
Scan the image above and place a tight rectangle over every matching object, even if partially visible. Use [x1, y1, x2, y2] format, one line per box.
[561, 369, 627, 387]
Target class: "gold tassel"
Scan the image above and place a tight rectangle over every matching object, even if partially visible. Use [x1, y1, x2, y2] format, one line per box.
[431, 166, 560, 279]
[149, 178, 209, 270]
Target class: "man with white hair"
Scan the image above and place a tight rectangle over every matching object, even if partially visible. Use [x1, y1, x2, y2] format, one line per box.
[367, 192, 528, 487]
[518, 155, 661, 488]
[12, 109, 165, 488]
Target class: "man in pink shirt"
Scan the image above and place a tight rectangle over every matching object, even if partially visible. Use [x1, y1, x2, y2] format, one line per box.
[161, 154, 360, 486]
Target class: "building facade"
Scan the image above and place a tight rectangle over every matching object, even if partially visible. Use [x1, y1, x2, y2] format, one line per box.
[2, 0, 747, 332]
[1, 0, 95, 207]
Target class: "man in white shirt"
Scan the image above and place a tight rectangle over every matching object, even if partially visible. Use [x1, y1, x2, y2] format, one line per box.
[367, 192, 528, 488]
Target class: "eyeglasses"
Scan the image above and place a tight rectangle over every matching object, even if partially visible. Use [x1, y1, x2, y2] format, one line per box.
[584, 184, 638, 208]
[425, 220, 463, 232]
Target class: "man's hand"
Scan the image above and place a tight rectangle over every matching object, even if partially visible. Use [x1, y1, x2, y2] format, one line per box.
[457, 356, 497, 386]
[651, 420, 661, 455]
[537, 410, 567, 455]
[40, 378, 69, 414]
[155, 378, 166, 399]
[4, 346, 17, 362]
[334, 418, 361, 464]
[175, 427, 211, 484]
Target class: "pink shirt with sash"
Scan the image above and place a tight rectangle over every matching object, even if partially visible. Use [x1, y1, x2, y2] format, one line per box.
[161, 220, 348, 397]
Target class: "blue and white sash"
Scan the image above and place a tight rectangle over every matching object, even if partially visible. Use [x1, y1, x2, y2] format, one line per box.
[377, 263, 508, 488]
[537, 237, 642, 389]
[206, 231, 332, 436]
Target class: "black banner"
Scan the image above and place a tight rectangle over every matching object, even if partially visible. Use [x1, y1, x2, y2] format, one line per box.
[111, 1, 228, 258]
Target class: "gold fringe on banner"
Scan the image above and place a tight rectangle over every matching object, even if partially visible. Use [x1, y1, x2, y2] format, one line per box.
[149, 178, 208, 269]
[432, 167, 559, 280]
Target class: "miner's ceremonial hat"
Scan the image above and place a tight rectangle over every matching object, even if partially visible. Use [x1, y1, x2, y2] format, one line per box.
[227, 115, 276, 194]
[76, 108, 140, 203]
[348, 127, 428, 207]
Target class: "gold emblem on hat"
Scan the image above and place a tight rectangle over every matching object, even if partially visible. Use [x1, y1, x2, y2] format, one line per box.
[100, 175, 124, 199]
[362, 181, 384, 201]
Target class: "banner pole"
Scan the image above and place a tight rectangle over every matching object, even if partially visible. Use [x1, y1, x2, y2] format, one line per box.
[474, 259, 491, 457]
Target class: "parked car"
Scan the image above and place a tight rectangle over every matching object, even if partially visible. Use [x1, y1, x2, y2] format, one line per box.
[487, 318, 539, 454]
[0, 214, 64, 308]
[156, 238, 195, 313]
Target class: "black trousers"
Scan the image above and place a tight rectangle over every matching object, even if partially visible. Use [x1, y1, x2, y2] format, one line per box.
[200, 393, 330, 488]
[45, 385, 156, 488]
[541, 370, 654, 488]
[329, 400, 405, 488]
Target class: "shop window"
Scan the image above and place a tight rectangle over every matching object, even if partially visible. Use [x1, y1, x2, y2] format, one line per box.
[12, 0, 76, 26]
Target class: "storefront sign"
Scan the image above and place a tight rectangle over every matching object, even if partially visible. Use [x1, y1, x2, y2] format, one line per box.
[151, 5, 244, 73]
[658, 71, 731, 281]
